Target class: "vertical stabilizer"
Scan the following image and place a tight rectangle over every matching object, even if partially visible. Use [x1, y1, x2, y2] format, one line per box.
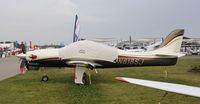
[155, 29, 184, 53]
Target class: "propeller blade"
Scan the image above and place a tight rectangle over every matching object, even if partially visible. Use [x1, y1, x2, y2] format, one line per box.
[16, 53, 26, 59]
[20, 59, 27, 73]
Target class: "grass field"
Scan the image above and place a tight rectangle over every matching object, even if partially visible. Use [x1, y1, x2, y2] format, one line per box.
[0, 56, 200, 104]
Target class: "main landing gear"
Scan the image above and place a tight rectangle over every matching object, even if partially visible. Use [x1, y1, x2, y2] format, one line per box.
[39, 65, 94, 85]
[74, 65, 91, 85]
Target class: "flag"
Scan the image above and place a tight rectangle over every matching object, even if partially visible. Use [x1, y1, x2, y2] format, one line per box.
[73, 15, 80, 42]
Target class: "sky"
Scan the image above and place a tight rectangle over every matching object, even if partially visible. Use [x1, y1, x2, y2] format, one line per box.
[0, 0, 200, 45]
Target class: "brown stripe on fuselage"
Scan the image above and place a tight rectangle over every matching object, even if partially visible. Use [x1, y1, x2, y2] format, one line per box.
[118, 55, 158, 59]
[115, 55, 177, 67]
[27, 55, 178, 68]
[28, 57, 67, 67]
[117, 55, 176, 59]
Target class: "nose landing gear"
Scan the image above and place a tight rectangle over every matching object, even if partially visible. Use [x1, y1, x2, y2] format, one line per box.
[41, 75, 49, 82]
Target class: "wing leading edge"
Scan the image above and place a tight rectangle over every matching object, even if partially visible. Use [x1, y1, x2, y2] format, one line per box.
[116, 77, 200, 98]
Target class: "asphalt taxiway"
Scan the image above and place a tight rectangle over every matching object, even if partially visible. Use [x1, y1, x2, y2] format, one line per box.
[0, 56, 19, 81]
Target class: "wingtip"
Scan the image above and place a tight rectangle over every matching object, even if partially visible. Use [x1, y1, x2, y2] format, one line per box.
[115, 77, 129, 83]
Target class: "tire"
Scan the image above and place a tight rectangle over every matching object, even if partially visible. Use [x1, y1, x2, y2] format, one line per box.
[82, 72, 90, 85]
[41, 75, 49, 82]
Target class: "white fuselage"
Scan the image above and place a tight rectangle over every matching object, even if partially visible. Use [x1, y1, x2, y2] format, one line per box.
[24, 40, 178, 68]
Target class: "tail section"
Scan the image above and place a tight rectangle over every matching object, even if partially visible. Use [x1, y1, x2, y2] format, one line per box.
[73, 15, 80, 43]
[158, 29, 184, 52]
[153, 29, 184, 57]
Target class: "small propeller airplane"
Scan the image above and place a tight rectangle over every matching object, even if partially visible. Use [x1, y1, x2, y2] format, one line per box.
[17, 27, 185, 84]
[16, 15, 200, 98]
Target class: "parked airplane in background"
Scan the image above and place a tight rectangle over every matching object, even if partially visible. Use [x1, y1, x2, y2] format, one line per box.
[0, 41, 21, 57]
[124, 48, 146, 52]
[0, 41, 14, 50]
[146, 40, 162, 51]
[125, 39, 163, 52]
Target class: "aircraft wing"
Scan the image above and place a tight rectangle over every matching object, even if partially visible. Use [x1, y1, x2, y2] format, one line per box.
[116, 77, 200, 98]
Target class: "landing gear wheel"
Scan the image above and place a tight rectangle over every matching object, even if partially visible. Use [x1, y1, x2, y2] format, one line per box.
[82, 72, 90, 85]
[41, 75, 49, 82]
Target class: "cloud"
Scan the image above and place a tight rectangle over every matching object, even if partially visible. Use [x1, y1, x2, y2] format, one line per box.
[81, 15, 107, 24]
[0, 0, 200, 44]
[0, 0, 78, 44]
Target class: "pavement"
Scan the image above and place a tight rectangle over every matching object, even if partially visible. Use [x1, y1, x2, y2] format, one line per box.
[0, 56, 20, 81]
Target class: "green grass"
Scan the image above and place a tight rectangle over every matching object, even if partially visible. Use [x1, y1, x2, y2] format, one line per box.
[0, 56, 200, 104]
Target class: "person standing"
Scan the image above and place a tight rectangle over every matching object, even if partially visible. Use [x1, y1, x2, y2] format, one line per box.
[20, 42, 26, 54]
[20, 42, 27, 73]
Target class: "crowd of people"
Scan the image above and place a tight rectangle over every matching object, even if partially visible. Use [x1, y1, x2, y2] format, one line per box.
[0, 42, 25, 58]
[0, 48, 11, 58]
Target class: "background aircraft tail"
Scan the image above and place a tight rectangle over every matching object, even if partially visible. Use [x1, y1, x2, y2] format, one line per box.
[153, 29, 184, 57]
[73, 15, 80, 42]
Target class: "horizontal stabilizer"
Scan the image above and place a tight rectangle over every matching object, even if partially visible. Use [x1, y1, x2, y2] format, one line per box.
[116, 77, 200, 98]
